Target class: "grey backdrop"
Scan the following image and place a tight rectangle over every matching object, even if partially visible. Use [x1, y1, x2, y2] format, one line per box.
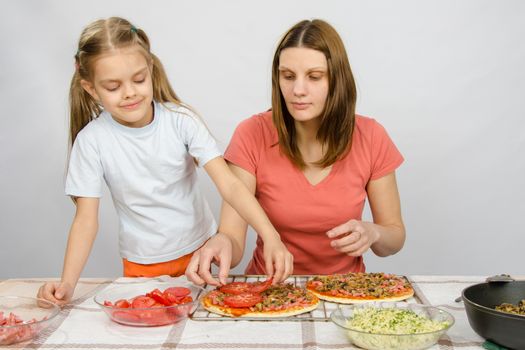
[1, 0, 524, 279]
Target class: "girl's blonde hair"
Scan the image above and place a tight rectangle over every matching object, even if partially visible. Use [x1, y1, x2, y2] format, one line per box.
[70, 17, 181, 145]
[271, 19, 357, 169]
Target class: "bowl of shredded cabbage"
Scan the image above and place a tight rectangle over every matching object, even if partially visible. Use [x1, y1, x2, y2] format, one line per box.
[330, 302, 454, 350]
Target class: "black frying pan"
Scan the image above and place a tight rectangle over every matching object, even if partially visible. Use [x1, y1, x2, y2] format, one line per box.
[462, 280, 525, 350]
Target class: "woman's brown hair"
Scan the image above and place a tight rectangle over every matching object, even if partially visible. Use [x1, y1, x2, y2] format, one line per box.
[271, 19, 357, 169]
[69, 17, 181, 146]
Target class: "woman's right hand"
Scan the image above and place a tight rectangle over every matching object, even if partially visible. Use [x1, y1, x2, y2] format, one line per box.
[37, 281, 74, 307]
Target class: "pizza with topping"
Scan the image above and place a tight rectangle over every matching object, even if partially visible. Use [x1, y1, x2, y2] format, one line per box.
[201, 279, 319, 318]
[306, 272, 414, 304]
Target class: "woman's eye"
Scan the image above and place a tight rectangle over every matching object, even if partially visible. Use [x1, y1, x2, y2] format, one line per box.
[282, 74, 294, 80]
[135, 78, 145, 84]
[309, 75, 322, 81]
[106, 86, 119, 92]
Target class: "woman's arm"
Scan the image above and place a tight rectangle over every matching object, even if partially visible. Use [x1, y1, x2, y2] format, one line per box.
[366, 171, 405, 256]
[327, 172, 405, 257]
[38, 197, 99, 306]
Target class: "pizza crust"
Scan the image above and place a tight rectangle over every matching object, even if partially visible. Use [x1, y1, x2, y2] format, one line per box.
[306, 287, 414, 304]
[201, 292, 319, 318]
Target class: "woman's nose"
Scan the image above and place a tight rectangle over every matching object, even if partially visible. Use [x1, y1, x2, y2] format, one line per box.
[293, 78, 307, 96]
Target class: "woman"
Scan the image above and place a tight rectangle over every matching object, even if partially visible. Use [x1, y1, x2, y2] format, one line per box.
[186, 19, 405, 286]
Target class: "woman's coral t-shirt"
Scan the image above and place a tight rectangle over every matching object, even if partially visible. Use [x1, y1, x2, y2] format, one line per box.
[224, 111, 403, 275]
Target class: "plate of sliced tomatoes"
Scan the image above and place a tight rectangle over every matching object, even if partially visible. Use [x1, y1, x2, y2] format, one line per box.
[94, 281, 203, 327]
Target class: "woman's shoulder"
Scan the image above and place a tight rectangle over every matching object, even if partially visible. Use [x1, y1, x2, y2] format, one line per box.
[354, 114, 389, 137]
[236, 110, 274, 133]
[230, 110, 277, 147]
[354, 114, 378, 130]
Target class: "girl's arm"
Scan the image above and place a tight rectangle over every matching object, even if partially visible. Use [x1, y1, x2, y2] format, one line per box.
[37, 197, 99, 306]
[327, 172, 405, 256]
[195, 157, 293, 284]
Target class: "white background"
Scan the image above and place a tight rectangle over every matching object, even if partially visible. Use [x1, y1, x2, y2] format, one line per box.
[1, 0, 524, 279]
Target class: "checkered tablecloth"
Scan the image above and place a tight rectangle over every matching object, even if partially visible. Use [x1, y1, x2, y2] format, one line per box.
[0, 275, 505, 349]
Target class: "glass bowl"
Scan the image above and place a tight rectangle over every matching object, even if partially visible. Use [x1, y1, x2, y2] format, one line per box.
[330, 302, 454, 350]
[0, 296, 60, 345]
[94, 281, 203, 327]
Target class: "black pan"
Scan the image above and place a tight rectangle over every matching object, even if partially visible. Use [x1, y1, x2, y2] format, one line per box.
[462, 280, 525, 350]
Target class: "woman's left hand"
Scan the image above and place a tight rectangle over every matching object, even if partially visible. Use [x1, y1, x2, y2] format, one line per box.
[326, 219, 380, 256]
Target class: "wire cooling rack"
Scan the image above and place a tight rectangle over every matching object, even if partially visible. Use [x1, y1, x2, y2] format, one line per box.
[190, 274, 421, 322]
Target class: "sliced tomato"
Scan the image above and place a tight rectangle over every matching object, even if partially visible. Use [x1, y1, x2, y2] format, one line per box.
[112, 310, 142, 324]
[219, 282, 251, 295]
[138, 308, 170, 325]
[103, 300, 114, 307]
[223, 292, 262, 308]
[114, 299, 131, 308]
[131, 295, 156, 309]
[164, 287, 191, 297]
[248, 278, 273, 293]
[147, 289, 171, 306]
[178, 296, 193, 304]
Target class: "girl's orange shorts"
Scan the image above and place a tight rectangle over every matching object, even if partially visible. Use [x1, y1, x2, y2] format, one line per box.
[122, 252, 193, 277]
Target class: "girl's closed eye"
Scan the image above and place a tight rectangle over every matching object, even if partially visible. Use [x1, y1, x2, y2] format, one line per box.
[104, 83, 120, 92]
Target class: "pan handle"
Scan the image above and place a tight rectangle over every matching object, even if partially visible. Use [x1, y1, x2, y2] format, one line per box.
[485, 274, 515, 282]
[454, 274, 515, 303]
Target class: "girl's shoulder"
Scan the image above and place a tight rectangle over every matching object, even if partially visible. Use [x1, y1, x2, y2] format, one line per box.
[75, 111, 112, 140]
[156, 101, 193, 117]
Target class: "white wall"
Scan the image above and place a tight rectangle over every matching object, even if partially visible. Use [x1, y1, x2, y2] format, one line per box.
[1, 0, 524, 279]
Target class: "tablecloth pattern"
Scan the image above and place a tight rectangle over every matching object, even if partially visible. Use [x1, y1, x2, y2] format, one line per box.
[0, 275, 501, 349]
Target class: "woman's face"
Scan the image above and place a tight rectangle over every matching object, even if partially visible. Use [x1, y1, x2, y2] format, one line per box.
[278, 47, 329, 123]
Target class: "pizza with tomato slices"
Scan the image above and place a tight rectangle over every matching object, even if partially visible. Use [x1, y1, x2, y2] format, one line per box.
[201, 279, 319, 318]
[306, 272, 414, 304]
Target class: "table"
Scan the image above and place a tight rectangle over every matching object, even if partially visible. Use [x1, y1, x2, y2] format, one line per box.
[0, 275, 495, 349]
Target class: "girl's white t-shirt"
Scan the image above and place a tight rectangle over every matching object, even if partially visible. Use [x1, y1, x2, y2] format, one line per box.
[65, 102, 221, 264]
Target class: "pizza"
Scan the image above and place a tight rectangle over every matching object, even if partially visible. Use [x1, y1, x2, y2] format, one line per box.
[306, 272, 414, 304]
[201, 279, 319, 318]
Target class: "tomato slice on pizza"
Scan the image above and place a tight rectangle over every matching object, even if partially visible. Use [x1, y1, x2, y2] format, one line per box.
[223, 292, 262, 308]
[219, 282, 251, 295]
[306, 272, 414, 304]
[202, 281, 319, 318]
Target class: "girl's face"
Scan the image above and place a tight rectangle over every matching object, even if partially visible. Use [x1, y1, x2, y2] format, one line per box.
[278, 47, 329, 124]
[81, 46, 154, 128]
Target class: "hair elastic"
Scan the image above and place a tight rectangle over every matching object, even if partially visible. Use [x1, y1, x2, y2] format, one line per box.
[130, 25, 138, 33]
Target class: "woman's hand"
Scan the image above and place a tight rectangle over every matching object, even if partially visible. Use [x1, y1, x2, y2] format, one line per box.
[37, 281, 74, 307]
[185, 233, 233, 287]
[262, 238, 294, 283]
[326, 219, 380, 256]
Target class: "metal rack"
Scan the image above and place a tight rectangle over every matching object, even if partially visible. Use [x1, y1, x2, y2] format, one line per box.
[190, 274, 420, 322]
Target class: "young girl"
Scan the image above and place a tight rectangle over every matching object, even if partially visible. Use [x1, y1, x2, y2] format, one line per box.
[38, 17, 291, 306]
[187, 19, 405, 286]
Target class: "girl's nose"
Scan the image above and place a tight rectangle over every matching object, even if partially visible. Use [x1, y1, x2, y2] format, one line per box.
[123, 83, 136, 99]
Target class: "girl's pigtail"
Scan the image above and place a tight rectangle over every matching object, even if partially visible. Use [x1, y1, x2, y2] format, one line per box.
[150, 53, 181, 105]
[68, 68, 101, 147]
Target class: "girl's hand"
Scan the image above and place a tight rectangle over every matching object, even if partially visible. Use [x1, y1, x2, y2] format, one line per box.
[326, 219, 380, 256]
[185, 233, 233, 287]
[37, 281, 73, 307]
[262, 238, 294, 283]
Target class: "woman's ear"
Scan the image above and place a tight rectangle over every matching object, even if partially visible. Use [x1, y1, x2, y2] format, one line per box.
[80, 79, 99, 101]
